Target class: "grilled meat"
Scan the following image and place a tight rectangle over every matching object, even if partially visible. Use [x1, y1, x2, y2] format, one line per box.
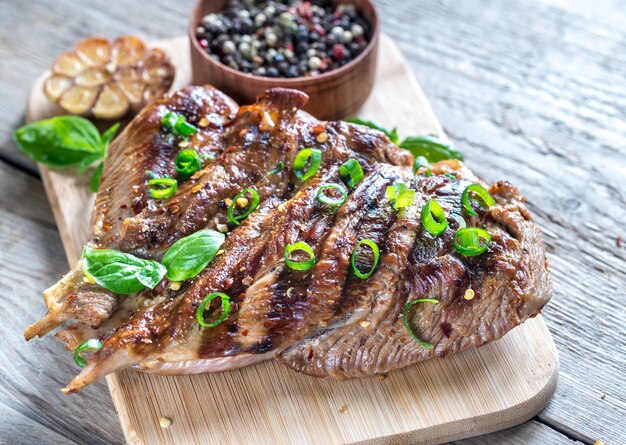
[25, 86, 551, 393]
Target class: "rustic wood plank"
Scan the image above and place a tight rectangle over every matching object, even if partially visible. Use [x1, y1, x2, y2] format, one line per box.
[0, 161, 124, 444]
[1, 0, 625, 444]
[375, 1, 626, 444]
[451, 420, 584, 445]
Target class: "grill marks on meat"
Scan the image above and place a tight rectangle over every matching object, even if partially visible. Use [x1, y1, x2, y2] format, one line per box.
[278, 171, 552, 378]
[24, 87, 551, 393]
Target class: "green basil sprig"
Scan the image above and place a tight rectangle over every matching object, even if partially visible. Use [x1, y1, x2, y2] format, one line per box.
[82, 247, 166, 294]
[13, 116, 119, 192]
[346, 117, 399, 144]
[162, 229, 225, 281]
[345, 117, 464, 163]
[399, 135, 464, 163]
[81, 229, 225, 294]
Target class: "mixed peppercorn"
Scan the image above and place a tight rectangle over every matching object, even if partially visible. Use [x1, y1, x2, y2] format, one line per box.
[195, 0, 371, 78]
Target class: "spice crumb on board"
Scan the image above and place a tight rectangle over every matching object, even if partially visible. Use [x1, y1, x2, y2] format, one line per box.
[378, 374, 387, 382]
[616, 236, 622, 247]
[159, 416, 172, 428]
[338, 404, 348, 413]
[594, 440, 605, 445]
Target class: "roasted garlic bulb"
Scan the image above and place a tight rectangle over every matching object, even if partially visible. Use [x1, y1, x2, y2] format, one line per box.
[44, 36, 175, 119]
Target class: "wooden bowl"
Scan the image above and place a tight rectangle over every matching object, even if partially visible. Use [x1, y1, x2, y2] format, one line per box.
[188, 0, 379, 120]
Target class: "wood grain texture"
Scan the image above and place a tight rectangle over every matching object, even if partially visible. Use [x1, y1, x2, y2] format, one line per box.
[374, 2, 626, 444]
[25, 35, 558, 445]
[1, 0, 625, 444]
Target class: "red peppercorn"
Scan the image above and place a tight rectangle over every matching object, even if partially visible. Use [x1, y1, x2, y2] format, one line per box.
[199, 39, 209, 49]
[356, 36, 367, 45]
[333, 43, 346, 61]
[313, 23, 326, 36]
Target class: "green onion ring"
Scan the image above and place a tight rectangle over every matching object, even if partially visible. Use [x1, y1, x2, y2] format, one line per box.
[413, 156, 432, 177]
[162, 111, 197, 137]
[175, 149, 202, 179]
[403, 298, 439, 349]
[148, 177, 178, 199]
[385, 183, 415, 209]
[421, 199, 449, 236]
[196, 292, 231, 328]
[74, 338, 103, 368]
[316, 183, 347, 208]
[284, 241, 316, 271]
[453, 227, 492, 256]
[461, 184, 495, 216]
[227, 187, 260, 225]
[350, 239, 380, 279]
[443, 173, 456, 180]
[339, 158, 364, 189]
[293, 148, 322, 181]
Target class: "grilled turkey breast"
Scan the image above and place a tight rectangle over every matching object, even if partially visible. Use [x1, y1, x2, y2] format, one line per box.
[25, 86, 551, 393]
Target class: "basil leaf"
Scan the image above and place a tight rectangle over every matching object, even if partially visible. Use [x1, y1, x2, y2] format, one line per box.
[399, 135, 465, 162]
[100, 122, 120, 154]
[82, 247, 166, 294]
[346, 117, 399, 144]
[162, 229, 225, 281]
[89, 163, 104, 193]
[13, 116, 103, 167]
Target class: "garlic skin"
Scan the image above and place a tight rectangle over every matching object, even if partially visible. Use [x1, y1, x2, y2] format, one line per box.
[44, 35, 175, 120]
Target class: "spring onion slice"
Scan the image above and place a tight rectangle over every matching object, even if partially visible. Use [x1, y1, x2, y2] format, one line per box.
[443, 173, 456, 179]
[293, 148, 322, 181]
[385, 183, 415, 209]
[74, 338, 103, 368]
[227, 187, 260, 225]
[162, 111, 197, 137]
[461, 184, 495, 216]
[317, 183, 347, 208]
[413, 155, 432, 177]
[175, 149, 202, 178]
[196, 292, 231, 328]
[339, 158, 364, 189]
[148, 177, 178, 199]
[267, 161, 285, 176]
[421, 199, 448, 236]
[403, 298, 439, 349]
[350, 239, 380, 279]
[453, 227, 491, 256]
[284, 241, 315, 271]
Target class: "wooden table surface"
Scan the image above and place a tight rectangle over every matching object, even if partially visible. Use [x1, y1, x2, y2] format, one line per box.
[0, 1, 624, 444]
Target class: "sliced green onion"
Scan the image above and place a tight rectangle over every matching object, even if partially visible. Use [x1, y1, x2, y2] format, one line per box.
[462, 184, 495, 216]
[413, 156, 432, 177]
[403, 298, 439, 349]
[227, 187, 260, 225]
[196, 292, 231, 328]
[453, 227, 491, 256]
[293, 148, 322, 181]
[284, 241, 315, 271]
[175, 149, 202, 178]
[267, 161, 285, 176]
[148, 177, 178, 199]
[350, 239, 380, 279]
[74, 338, 103, 368]
[316, 183, 347, 208]
[339, 158, 364, 189]
[385, 183, 415, 209]
[162, 111, 197, 137]
[421, 199, 448, 236]
[444, 173, 456, 180]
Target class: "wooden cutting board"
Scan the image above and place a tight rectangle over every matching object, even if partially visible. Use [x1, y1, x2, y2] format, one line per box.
[27, 35, 559, 445]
